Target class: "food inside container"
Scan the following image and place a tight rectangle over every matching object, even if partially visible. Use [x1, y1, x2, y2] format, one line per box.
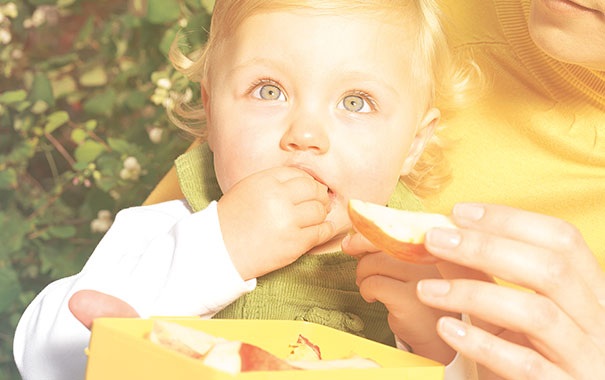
[85, 318, 445, 380]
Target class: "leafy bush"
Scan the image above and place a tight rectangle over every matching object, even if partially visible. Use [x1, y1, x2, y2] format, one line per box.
[0, 0, 213, 378]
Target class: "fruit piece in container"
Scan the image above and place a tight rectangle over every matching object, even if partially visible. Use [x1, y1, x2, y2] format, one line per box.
[286, 334, 321, 361]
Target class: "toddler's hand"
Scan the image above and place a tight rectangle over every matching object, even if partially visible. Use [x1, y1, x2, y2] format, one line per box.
[217, 166, 335, 280]
[342, 232, 457, 365]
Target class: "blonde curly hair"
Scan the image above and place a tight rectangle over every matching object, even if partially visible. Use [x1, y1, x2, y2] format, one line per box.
[167, 0, 482, 197]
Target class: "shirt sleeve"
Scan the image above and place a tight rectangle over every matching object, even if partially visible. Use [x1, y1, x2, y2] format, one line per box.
[13, 200, 255, 380]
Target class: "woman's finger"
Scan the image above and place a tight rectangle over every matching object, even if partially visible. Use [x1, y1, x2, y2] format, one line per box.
[426, 227, 605, 336]
[436, 316, 574, 380]
[418, 279, 602, 374]
[451, 203, 603, 290]
[68, 290, 139, 330]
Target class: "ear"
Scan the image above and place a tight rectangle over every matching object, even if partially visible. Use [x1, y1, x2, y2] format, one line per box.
[399, 107, 440, 176]
[201, 80, 214, 152]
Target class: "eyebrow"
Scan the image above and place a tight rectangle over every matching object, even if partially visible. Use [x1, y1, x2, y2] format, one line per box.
[228, 58, 290, 77]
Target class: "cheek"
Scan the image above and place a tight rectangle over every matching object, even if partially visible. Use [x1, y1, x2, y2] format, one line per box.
[337, 139, 411, 205]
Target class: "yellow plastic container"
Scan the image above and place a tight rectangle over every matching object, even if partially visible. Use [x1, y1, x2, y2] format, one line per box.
[85, 318, 444, 380]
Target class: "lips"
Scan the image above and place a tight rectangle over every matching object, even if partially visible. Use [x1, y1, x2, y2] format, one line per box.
[541, 0, 603, 14]
[288, 164, 336, 203]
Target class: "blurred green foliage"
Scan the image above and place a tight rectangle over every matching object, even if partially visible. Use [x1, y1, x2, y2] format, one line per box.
[0, 0, 214, 378]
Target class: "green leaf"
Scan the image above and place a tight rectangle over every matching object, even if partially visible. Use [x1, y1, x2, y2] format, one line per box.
[48, 225, 77, 239]
[146, 0, 180, 24]
[44, 111, 70, 134]
[200, 0, 215, 13]
[0, 90, 27, 104]
[84, 119, 98, 131]
[107, 137, 135, 154]
[79, 66, 109, 87]
[159, 27, 178, 56]
[83, 89, 115, 116]
[8, 138, 38, 162]
[27, 0, 57, 5]
[0, 210, 32, 259]
[74, 16, 94, 48]
[75, 140, 106, 163]
[71, 129, 87, 144]
[29, 72, 56, 107]
[51, 75, 78, 99]
[0, 168, 17, 189]
[124, 90, 146, 110]
[39, 244, 86, 279]
[0, 265, 20, 313]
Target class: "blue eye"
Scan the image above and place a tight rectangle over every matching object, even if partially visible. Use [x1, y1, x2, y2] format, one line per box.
[339, 93, 372, 113]
[253, 83, 286, 101]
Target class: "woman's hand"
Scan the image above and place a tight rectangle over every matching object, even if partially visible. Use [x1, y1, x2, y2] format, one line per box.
[218, 166, 335, 280]
[417, 203, 605, 380]
[342, 233, 458, 365]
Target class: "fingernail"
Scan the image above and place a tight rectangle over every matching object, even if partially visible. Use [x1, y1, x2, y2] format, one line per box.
[341, 234, 351, 248]
[439, 317, 467, 339]
[426, 228, 461, 249]
[453, 203, 485, 221]
[417, 279, 451, 297]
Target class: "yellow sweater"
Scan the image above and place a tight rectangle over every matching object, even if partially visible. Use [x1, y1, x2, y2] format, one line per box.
[425, 0, 605, 267]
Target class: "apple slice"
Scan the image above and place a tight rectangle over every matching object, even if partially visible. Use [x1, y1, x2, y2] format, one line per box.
[149, 320, 226, 359]
[286, 334, 322, 361]
[348, 199, 457, 264]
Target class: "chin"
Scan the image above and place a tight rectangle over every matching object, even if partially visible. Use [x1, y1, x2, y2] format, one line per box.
[528, 3, 605, 69]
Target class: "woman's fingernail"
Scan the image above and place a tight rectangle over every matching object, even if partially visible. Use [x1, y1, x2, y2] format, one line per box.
[454, 203, 485, 221]
[418, 279, 451, 297]
[427, 228, 461, 249]
[439, 317, 467, 339]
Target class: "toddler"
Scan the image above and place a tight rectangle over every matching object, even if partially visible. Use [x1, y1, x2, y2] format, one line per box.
[14, 1, 474, 379]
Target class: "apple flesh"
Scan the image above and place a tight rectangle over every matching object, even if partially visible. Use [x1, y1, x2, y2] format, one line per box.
[348, 199, 457, 264]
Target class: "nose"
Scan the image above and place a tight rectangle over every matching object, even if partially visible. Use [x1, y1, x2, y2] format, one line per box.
[279, 112, 330, 154]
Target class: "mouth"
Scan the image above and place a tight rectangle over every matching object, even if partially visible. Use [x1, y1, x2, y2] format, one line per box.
[541, 0, 604, 14]
[288, 164, 336, 204]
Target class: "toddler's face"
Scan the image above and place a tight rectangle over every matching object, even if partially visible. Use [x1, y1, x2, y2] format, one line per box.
[204, 10, 438, 237]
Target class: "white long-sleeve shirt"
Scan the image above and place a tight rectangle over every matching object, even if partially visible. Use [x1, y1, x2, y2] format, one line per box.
[13, 199, 474, 380]
[14, 200, 256, 380]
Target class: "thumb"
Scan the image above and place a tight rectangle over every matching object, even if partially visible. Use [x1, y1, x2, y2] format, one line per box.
[69, 290, 139, 330]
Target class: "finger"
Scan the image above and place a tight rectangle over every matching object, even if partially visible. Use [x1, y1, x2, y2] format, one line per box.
[341, 232, 381, 256]
[300, 220, 336, 247]
[436, 317, 574, 380]
[417, 279, 599, 370]
[426, 227, 605, 335]
[356, 252, 441, 285]
[68, 290, 139, 330]
[283, 176, 329, 205]
[359, 275, 443, 339]
[294, 200, 328, 227]
[451, 203, 603, 289]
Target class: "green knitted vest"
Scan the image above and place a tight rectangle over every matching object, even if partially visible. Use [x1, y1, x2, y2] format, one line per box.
[175, 144, 424, 348]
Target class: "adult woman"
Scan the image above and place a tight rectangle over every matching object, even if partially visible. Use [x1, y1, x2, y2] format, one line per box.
[67, 0, 604, 379]
[346, 0, 604, 378]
